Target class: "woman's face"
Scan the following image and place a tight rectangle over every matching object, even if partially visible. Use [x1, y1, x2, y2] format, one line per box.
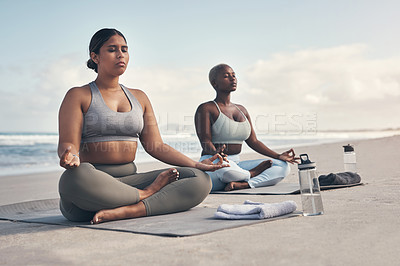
[92, 34, 129, 76]
[214, 67, 237, 92]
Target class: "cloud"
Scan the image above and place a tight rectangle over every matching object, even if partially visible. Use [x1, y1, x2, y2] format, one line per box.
[0, 56, 212, 132]
[120, 66, 214, 128]
[239, 44, 400, 129]
[0, 54, 95, 132]
[33, 54, 95, 106]
[244, 44, 400, 105]
[1, 44, 399, 132]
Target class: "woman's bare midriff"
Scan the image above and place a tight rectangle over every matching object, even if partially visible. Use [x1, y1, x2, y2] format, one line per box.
[79, 141, 138, 164]
[204, 143, 243, 156]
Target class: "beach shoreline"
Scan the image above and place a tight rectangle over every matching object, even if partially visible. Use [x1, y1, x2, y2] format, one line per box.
[1, 135, 399, 265]
[0, 134, 398, 204]
[1, 129, 399, 177]
[0, 134, 374, 205]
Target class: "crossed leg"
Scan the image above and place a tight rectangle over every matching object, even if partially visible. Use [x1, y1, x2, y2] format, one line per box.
[224, 160, 272, 191]
[91, 168, 179, 224]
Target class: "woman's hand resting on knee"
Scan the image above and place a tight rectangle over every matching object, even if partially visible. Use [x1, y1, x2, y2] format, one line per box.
[196, 153, 229, 172]
[59, 146, 80, 169]
[278, 148, 299, 164]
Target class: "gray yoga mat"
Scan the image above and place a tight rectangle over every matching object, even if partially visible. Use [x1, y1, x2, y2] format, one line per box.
[321, 183, 364, 190]
[211, 182, 363, 195]
[0, 199, 301, 237]
[211, 182, 300, 195]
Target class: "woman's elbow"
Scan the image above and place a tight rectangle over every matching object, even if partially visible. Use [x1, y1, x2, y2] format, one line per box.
[142, 141, 166, 156]
[245, 138, 257, 148]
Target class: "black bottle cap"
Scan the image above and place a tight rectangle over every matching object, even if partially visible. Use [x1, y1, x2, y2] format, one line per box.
[343, 144, 354, 152]
[298, 154, 316, 170]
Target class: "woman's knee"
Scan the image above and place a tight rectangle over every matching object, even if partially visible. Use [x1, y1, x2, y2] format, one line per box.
[220, 169, 250, 183]
[177, 167, 212, 199]
[59, 198, 94, 222]
[187, 167, 212, 192]
[270, 159, 291, 177]
[280, 161, 291, 177]
[144, 168, 212, 216]
[58, 163, 96, 195]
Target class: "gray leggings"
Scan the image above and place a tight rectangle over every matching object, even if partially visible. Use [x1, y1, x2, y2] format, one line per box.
[58, 162, 212, 222]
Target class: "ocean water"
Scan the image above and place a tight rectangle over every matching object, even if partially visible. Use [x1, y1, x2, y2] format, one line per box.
[0, 130, 398, 177]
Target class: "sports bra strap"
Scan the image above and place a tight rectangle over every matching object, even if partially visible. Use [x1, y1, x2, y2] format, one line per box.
[234, 104, 247, 119]
[212, 101, 221, 112]
[213, 101, 246, 120]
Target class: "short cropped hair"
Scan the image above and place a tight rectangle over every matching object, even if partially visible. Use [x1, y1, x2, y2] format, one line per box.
[208, 64, 232, 88]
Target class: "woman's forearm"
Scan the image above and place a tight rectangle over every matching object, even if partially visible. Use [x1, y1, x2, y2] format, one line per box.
[247, 140, 280, 159]
[58, 142, 79, 158]
[201, 141, 217, 154]
[144, 142, 196, 167]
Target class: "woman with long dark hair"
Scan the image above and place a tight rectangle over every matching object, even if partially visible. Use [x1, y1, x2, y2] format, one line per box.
[58, 29, 226, 224]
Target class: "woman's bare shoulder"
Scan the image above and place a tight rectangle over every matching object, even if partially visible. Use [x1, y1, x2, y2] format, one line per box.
[65, 84, 91, 98]
[197, 101, 216, 111]
[61, 84, 92, 111]
[234, 103, 249, 114]
[127, 88, 150, 103]
[125, 87, 151, 112]
[196, 101, 219, 122]
[127, 87, 146, 96]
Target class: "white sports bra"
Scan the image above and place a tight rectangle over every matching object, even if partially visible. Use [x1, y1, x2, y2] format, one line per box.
[211, 101, 251, 144]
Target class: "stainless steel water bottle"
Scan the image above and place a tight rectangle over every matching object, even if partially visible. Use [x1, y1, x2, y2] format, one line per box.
[298, 154, 324, 216]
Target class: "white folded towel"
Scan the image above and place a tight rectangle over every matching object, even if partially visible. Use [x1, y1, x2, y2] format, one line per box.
[214, 200, 297, 220]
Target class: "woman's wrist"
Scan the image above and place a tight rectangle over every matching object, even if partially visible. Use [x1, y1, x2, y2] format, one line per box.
[193, 160, 201, 169]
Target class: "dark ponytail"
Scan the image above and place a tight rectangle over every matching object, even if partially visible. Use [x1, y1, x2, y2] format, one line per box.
[87, 28, 127, 73]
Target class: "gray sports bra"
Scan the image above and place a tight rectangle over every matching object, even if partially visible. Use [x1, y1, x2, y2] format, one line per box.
[81, 82, 144, 143]
[211, 101, 251, 144]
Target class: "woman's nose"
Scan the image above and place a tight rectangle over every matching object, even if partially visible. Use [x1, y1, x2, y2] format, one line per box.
[117, 50, 124, 58]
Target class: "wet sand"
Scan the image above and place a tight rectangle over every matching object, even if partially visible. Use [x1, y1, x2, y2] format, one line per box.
[1, 135, 399, 265]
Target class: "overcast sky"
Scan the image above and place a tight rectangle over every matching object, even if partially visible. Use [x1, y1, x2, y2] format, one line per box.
[0, 0, 399, 133]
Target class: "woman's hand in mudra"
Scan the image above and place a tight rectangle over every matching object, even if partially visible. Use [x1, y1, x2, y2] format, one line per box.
[278, 148, 299, 164]
[60, 146, 80, 169]
[196, 153, 229, 172]
[215, 144, 229, 163]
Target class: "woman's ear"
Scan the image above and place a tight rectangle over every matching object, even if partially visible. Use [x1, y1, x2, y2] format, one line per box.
[90, 52, 99, 64]
[212, 80, 218, 89]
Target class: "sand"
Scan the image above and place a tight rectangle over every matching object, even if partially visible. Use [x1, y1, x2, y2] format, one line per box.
[1, 135, 399, 265]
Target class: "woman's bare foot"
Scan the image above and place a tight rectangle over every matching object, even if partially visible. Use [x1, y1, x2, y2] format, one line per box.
[91, 169, 179, 224]
[91, 209, 122, 224]
[140, 168, 179, 200]
[91, 202, 147, 224]
[224, 181, 250, 191]
[249, 160, 272, 178]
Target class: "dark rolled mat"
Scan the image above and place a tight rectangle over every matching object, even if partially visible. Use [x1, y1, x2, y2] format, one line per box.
[318, 172, 361, 186]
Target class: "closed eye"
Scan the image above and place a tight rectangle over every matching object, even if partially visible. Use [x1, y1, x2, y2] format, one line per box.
[107, 45, 128, 53]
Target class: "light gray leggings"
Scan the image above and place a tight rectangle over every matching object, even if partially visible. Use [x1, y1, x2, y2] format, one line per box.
[58, 162, 212, 222]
